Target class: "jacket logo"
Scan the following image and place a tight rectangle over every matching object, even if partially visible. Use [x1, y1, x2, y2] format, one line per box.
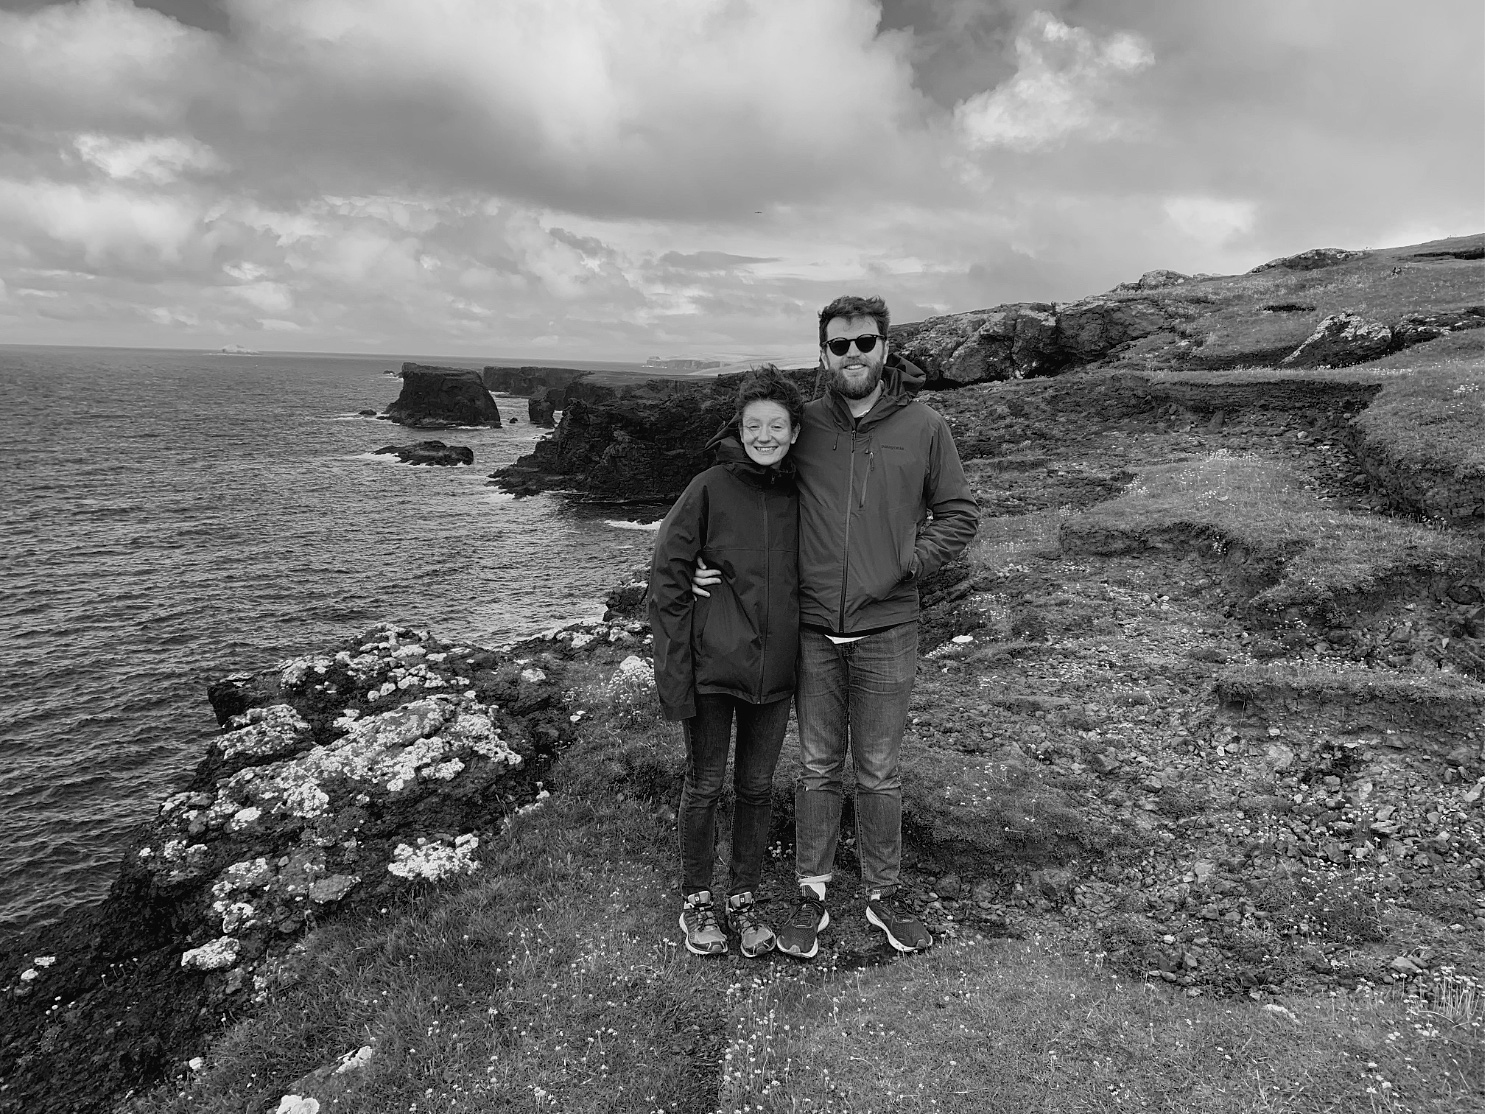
[880, 444, 908, 451]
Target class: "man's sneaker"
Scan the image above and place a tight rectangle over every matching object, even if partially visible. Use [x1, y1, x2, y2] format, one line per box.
[866, 892, 932, 953]
[680, 891, 727, 956]
[775, 887, 829, 959]
[726, 892, 776, 958]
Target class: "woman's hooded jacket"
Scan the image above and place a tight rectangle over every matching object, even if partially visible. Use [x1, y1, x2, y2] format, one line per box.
[647, 430, 799, 721]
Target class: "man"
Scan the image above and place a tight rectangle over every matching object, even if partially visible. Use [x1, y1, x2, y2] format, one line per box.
[696, 295, 979, 956]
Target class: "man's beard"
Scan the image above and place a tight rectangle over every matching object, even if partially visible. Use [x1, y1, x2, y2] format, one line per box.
[828, 361, 883, 400]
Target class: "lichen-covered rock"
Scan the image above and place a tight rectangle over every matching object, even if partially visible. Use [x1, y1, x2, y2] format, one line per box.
[182, 937, 241, 971]
[1393, 307, 1485, 349]
[1281, 312, 1393, 368]
[386, 834, 481, 881]
[104, 624, 566, 991]
[1115, 269, 1191, 291]
[1250, 247, 1368, 273]
[218, 704, 312, 762]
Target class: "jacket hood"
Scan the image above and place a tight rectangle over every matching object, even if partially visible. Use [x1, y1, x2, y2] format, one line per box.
[885, 352, 926, 396]
[704, 430, 797, 484]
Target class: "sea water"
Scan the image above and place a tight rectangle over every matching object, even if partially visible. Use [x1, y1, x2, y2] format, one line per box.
[0, 345, 661, 936]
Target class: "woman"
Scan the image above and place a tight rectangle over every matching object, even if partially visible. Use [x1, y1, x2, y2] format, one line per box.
[648, 365, 802, 957]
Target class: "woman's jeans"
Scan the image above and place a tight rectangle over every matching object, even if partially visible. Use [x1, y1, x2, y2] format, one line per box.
[680, 693, 790, 898]
[793, 622, 918, 896]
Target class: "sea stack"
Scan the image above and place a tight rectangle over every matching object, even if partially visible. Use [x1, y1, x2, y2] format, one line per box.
[385, 364, 503, 428]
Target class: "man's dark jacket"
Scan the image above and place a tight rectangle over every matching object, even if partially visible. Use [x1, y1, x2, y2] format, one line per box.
[647, 435, 799, 721]
[793, 355, 979, 634]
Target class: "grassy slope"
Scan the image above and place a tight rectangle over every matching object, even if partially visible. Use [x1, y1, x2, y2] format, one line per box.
[1113, 234, 1484, 372]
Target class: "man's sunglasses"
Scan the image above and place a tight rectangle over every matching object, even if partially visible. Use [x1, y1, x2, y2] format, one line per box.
[824, 334, 886, 357]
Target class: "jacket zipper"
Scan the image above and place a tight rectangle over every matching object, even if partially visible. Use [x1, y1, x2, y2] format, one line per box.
[838, 429, 855, 633]
[758, 486, 769, 702]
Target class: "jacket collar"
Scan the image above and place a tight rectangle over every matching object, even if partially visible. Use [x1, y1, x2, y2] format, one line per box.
[707, 432, 797, 486]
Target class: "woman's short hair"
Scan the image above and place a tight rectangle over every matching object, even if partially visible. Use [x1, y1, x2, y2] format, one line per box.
[733, 364, 804, 430]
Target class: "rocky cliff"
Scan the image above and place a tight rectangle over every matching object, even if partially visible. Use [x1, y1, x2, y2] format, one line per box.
[488, 234, 1482, 512]
[480, 366, 590, 397]
[491, 368, 820, 503]
[892, 236, 1484, 385]
[384, 364, 503, 428]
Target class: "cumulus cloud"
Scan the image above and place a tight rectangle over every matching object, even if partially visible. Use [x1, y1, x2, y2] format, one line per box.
[0, 0, 219, 128]
[1163, 196, 1258, 251]
[0, 0, 1478, 356]
[954, 11, 1153, 150]
[657, 251, 777, 271]
[73, 134, 223, 183]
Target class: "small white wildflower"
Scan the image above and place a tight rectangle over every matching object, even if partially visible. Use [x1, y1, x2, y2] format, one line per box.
[610, 655, 653, 688]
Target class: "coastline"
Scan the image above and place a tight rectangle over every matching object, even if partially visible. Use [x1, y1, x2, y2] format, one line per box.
[3, 234, 1482, 1111]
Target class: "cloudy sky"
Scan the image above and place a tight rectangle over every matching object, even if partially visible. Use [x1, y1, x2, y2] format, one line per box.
[0, 0, 1480, 361]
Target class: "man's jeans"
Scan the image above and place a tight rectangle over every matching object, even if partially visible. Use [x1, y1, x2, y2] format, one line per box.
[680, 693, 790, 898]
[794, 622, 918, 896]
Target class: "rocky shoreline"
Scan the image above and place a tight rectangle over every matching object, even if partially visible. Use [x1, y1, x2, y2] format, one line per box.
[0, 613, 648, 1112]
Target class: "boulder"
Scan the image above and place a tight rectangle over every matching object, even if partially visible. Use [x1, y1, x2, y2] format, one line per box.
[384, 364, 502, 428]
[893, 303, 1060, 384]
[1055, 297, 1184, 365]
[1115, 269, 1191, 291]
[1281, 313, 1393, 368]
[1250, 248, 1368, 273]
[1393, 307, 1485, 349]
[373, 440, 475, 466]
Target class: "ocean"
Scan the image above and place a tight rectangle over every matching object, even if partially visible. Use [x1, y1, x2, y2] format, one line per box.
[0, 345, 661, 939]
